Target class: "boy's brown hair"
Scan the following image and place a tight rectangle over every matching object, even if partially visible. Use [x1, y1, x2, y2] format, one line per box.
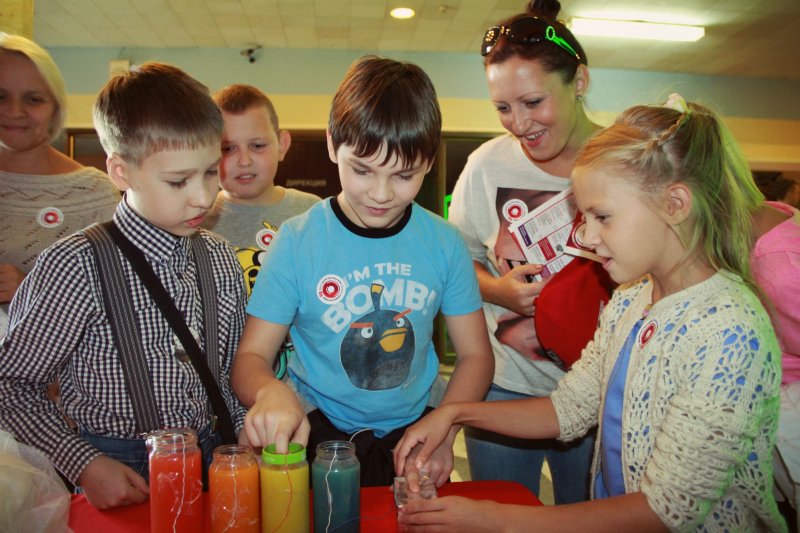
[214, 84, 280, 132]
[93, 62, 223, 166]
[328, 55, 441, 167]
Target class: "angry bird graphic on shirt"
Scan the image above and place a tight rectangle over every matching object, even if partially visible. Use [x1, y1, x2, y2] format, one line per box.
[340, 283, 415, 390]
[235, 220, 292, 379]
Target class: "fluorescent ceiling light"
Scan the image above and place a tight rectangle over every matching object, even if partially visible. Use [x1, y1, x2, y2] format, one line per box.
[390, 7, 415, 19]
[570, 17, 705, 42]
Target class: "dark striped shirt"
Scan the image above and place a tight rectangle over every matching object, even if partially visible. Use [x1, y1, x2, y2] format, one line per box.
[0, 199, 247, 482]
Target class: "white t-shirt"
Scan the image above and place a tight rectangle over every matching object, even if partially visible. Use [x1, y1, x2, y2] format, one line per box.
[448, 134, 571, 396]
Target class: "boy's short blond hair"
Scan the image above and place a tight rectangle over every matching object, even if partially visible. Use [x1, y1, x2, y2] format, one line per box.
[93, 62, 223, 166]
[0, 32, 67, 142]
[214, 84, 280, 132]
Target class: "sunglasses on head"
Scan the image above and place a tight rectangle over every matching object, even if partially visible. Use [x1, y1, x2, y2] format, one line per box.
[481, 16, 581, 62]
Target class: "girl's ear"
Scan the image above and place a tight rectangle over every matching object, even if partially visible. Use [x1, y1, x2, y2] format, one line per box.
[664, 182, 693, 225]
[106, 154, 132, 192]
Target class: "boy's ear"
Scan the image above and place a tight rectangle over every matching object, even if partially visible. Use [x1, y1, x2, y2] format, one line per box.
[106, 154, 133, 192]
[326, 130, 338, 164]
[278, 129, 292, 162]
[664, 182, 692, 225]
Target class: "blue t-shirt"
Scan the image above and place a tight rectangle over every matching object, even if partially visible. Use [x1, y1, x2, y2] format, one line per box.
[247, 198, 482, 436]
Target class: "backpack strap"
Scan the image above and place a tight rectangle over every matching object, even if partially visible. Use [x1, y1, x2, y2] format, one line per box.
[84, 223, 161, 435]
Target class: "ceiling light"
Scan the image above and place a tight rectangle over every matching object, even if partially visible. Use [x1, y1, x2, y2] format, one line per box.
[570, 17, 705, 42]
[390, 7, 416, 19]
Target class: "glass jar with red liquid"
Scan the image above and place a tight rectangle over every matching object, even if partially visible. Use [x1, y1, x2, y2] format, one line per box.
[147, 428, 204, 532]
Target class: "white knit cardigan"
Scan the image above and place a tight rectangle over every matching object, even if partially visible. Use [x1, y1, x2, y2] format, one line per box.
[551, 272, 786, 532]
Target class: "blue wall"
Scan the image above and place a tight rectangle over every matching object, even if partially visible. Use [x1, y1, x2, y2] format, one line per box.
[49, 46, 800, 120]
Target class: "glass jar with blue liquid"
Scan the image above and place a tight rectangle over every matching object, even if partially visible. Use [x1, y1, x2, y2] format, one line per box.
[312, 440, 360, 533]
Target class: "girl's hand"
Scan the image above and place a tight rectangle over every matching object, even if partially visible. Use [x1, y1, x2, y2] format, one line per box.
[397, 495, 501, 532]
[394, 405, 457, 477]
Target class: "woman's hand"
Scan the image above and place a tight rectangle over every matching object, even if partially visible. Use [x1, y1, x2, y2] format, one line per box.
[484, 264, 544, 316]
[0, 263, 26, 303]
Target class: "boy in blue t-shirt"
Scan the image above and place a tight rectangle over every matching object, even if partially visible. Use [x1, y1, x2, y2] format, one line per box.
[232, 55, 494, 486]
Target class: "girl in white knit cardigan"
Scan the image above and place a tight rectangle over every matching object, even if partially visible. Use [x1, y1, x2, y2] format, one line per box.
[394, 95, 786, 533]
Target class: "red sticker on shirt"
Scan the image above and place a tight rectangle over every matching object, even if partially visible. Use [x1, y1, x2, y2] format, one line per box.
[502, 199, 528, 223]
[317, 274, 346, 304]
[256, 228, 276, 250]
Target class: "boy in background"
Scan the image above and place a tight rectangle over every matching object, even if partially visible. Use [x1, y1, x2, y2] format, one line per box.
[0, 62, 247, 509]
[232, 55, 494, 486]
[203, 84, 321, 295]
[203, 85, 320, 378]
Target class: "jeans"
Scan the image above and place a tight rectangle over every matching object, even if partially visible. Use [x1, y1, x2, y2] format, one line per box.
[464, 383, 594, 504]
[79, 424, 221, 489]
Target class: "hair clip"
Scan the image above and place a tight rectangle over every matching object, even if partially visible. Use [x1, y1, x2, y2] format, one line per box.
[663, 93, 689, 114]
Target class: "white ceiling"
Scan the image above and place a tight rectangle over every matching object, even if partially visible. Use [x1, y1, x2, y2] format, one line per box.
[32, 0, 800, 81]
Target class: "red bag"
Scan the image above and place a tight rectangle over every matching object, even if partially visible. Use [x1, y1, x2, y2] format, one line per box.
[534, 257, 615, 371]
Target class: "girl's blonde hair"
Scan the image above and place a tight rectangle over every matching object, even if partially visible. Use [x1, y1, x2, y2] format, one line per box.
[0, 33, 67, 142]
[576, 97, 763, 289]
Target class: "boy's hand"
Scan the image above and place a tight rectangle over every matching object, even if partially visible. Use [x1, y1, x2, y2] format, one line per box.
[244, 380, 309, 453]
[77, 455, 149, 509]
[0, 263, 26, 303]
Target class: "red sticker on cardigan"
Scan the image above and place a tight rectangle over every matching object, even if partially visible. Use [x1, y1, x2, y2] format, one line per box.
[37, 207, 64, 228]
[638, 319, 658, 348]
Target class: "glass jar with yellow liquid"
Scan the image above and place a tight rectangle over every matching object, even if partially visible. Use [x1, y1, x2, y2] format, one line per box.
[260, 442, 309, 532]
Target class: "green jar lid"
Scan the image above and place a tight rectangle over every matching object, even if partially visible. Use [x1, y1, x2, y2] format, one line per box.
[262, 442, 306, 465]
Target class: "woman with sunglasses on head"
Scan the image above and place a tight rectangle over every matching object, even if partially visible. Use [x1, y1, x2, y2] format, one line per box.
[447, 0, 600, 504]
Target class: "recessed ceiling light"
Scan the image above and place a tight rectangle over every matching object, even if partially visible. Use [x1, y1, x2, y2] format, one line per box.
[390, 7, 416, 19]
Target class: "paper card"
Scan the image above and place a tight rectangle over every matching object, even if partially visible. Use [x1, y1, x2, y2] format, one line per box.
[507, 187, 600, 281]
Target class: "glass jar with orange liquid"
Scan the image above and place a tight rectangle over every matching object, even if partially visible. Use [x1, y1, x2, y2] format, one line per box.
[260, 442, 309, 533]
[210, 444, 260, 533]
[147, 428, 204, 533]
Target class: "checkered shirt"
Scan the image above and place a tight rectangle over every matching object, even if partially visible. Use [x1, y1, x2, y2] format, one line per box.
[0, 199, 247, 482]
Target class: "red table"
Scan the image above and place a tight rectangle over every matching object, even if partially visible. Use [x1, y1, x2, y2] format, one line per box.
[68, 480, 541, 532]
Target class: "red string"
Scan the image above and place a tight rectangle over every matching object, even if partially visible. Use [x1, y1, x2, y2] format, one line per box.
[269, 463, 294, 533]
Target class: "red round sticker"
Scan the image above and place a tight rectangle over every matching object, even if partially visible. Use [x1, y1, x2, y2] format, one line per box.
[502, 199, 528, 223]
[37, 207, 64, 228]
[256, 229, 276, 250]
[638, 320, 658, 348]
[317, 274, 345, 304]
